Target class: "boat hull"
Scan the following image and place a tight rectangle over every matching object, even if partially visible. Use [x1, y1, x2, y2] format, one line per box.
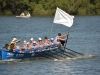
[0, 48, 65, 60]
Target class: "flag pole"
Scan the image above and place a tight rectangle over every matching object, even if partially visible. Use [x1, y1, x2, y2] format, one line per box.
[50, 23, 54, 39]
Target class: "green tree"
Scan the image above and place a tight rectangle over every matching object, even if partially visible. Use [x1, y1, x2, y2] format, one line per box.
[0, 0, 100, 15]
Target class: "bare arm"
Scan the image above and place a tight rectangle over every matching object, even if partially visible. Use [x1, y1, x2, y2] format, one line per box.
[62, 32, 69, 37]
[60, 32, 69, 40]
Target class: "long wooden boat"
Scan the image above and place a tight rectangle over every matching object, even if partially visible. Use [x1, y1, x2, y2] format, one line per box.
[0, 34, 84, 60]
[0, 47, 67, 60]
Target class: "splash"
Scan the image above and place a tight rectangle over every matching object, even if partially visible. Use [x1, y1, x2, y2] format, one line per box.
[66, 54, 95, 60]
[53, 54, 95, 62]
[0, 59, 21, 63]
[53, 58, 63, 62]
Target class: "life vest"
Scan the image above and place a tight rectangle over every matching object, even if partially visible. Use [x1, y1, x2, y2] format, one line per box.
[50, 42, 53, 48]
[10, 41, 16, 46]
[44, 43, 49, 49]
[24, 46, 29, 53]
[32, 44, 36, 50]
[38, 44, 42, 50]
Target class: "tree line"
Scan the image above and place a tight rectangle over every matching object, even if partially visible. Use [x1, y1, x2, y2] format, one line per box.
[0, 0, 100, 16]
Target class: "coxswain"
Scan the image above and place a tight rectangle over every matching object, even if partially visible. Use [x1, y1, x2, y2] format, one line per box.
[9, 38, 20, 51]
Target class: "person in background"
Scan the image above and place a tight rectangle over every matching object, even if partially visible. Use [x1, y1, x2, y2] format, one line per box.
[20, 12, 25, 16]
[26, 12, 31, 17]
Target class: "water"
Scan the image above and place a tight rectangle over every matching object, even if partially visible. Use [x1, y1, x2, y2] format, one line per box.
[0, 15, 100, 75]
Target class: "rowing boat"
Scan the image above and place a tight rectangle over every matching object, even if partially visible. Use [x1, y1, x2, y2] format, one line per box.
[16, 16, 30, 18]
[0, 47, 66, 60]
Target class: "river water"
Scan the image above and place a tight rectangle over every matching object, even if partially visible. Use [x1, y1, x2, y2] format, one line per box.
[0, 16, 100, 75]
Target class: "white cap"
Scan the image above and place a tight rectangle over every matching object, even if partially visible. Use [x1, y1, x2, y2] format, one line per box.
[27, 42, 30, 44]
[39, 37, 42, 40]
[51, 38, 54, 40]
[30, 38, 34, 40]
[13, 38, 17, 41]
[23, 40, 26, 42]
[33, 41, 36, 43]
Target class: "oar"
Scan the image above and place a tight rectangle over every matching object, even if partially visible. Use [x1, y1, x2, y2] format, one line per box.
[43, 51, 59, 59]
[59, 48, 76, 57]
[63, 32, 84, 56]
[42, 54, 56, 60]
[50, 50, 71, 58]
[46, 50, 68, 59]
[42, 49, 70, 59]
[34, 51, 57, 60]
[66, 48, 84, 56]
[59, 48, 74, 58]
[59, 51, 73, 58]
[49, 48, 73, 58]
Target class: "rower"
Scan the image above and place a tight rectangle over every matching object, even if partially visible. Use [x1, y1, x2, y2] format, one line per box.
[56, 32, 69, 46]
[30, 38, 34, 44]
[50, 38, 56, 48]
[44, 37, 50, 50]
[38, 38, 44, 51]
[24, 42, 32, 53]
[31, 41, 38, 52]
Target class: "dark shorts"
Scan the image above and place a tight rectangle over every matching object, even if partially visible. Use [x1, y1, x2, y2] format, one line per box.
[60, 40, 67, 46]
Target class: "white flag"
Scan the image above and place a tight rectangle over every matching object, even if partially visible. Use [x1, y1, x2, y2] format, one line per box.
[53, 7, 74, 27]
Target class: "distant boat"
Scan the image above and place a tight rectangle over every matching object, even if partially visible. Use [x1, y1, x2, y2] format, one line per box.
[16, 12, 31, 18]
[16, 15, 31, 18]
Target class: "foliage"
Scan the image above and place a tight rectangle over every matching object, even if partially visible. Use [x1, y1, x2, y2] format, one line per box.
[0, 0, 100, 15]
